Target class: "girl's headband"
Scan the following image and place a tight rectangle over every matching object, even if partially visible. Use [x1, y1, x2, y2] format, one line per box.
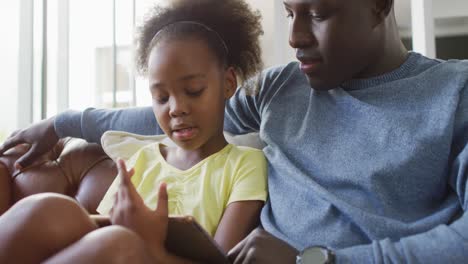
[150, 21, 229, 54]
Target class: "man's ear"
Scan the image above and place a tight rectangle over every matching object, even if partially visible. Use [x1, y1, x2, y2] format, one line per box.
[372, 0, 393, 25]
[224, 67, 237, 99]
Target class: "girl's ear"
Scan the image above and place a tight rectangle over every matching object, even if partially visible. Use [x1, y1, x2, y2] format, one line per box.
[224, 67, 237, 100]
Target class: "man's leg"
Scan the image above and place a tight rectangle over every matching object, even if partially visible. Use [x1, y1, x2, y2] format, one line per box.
[44, 226, 155, 264]
[0, 193, 97, 264]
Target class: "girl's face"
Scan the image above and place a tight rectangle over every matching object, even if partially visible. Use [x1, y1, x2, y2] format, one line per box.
[147, 38, 236, 153]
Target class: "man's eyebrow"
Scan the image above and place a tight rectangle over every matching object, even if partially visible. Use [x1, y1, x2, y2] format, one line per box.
[283, 0, 321, 8]
[283, 1, 295, 9]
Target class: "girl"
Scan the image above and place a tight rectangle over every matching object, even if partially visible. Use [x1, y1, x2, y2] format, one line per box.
[0, 0, 266, 263]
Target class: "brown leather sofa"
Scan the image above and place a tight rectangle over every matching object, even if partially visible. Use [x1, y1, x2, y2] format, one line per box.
[0, 138, 117, 214]
[0, 132, 264, 216]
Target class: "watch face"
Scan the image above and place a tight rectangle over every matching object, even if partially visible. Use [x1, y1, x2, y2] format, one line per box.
[302, 247, 329, 263]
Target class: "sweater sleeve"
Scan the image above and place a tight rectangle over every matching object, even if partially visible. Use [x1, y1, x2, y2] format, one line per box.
[334, 78, 468, 264]
[224, 63, 298, 135]
[54, 107, 161, 144]
[224, 79, 263, 135]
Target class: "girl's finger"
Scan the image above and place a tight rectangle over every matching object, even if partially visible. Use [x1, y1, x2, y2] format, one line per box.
[117, 159, 130, 186]
[111, 192, 119, 208]
[117, 159, 136, 193]
[154, 183, 168, 216]
[109, 206, 114, 217]
[116, 158, 142, 205]
[128, 168, 135, 178]
[117, 179, 129, 203]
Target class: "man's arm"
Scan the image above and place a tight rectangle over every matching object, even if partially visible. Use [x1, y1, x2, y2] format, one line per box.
[333, 80, 468, 264]
[55, 107, 160, 143]
[227, 157, 468, 264]
[334, 215, 468, 263]
[0, 107, 160, 168]
[224, 79, 262, 135]
[229, 81, 468, 264]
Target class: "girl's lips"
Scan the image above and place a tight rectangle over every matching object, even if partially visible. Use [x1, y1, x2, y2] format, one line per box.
[173, 127, 198, 141]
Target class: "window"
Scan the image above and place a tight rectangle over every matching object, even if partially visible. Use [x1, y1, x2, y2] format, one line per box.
[67, 0, 161, 110]
[0, 2, 20, 142]
[15, 0, 464, 141]
[2, 0, 293, 141]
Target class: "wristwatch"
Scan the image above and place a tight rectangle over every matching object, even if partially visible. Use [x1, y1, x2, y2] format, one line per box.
[296, 246, 335, 264]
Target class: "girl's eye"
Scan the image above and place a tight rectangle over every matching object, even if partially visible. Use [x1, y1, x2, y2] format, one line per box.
[153, 96, 168, 104]
[186, 88, 205, 97]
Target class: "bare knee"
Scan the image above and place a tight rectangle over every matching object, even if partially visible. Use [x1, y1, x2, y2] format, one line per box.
[0, 193, 97, 263]
[9, 193, 96, 244]
[87, 226, 153, 263]
[45, 226, 154, 264]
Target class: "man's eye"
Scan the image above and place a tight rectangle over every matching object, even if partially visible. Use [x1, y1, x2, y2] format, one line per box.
[284, 7, 293, 19]
[310, 13, 323, 20]
[309, 10, 331, 21]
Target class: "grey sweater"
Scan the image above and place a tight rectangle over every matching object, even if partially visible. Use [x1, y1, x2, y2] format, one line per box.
[56, 52, 468, 263]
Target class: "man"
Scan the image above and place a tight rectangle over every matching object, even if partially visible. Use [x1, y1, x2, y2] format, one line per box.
[1, 0, 467, 263]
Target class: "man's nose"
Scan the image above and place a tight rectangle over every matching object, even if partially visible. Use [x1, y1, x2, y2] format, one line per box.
[289, 17, 317, 49]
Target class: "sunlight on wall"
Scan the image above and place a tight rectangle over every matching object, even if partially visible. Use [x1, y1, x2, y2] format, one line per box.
[247, 0, 296, 68]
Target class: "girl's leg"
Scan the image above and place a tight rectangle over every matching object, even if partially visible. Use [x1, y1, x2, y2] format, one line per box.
[0, 163, 11, 215]
[44, 226, 155, 264]
[0, 193, 97, 264]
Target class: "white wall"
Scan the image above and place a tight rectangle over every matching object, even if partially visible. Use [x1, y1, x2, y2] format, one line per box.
[247, 0, 296, 68]
[251, 0, 468, 62]
[396, 0, 468, 37]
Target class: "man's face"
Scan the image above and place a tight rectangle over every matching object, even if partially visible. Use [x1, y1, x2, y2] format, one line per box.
[284, 0, 380, 90]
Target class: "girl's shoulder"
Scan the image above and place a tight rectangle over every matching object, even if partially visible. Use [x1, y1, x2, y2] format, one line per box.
[222, 144, 266, 172]
[100, 131, 166, 161]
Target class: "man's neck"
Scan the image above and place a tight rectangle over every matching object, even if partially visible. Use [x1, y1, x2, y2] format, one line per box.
[356, 14, 409, 79]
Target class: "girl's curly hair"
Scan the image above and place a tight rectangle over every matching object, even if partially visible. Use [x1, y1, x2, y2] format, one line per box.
[135, 0, 263, 82]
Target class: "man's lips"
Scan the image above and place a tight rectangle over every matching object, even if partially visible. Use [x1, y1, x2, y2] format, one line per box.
[298, 58, 323, 73]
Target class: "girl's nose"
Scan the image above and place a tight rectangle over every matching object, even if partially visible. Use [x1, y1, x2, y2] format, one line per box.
[168, 96, 190, 117]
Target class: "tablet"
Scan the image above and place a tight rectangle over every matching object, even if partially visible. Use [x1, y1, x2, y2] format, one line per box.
[89, 215, 229, 263]
[166, 216, 229, 264]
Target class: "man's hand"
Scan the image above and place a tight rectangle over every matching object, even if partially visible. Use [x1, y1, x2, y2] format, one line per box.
[110, 159, 169, 259]
[227, 227, 299, 264]
[0, 117, 59, 169]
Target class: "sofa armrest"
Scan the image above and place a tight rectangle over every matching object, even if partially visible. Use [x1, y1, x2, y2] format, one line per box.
[0, 138, 117, 214]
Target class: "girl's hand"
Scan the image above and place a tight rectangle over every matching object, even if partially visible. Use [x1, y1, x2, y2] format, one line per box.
[110, 159, 169, 258]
